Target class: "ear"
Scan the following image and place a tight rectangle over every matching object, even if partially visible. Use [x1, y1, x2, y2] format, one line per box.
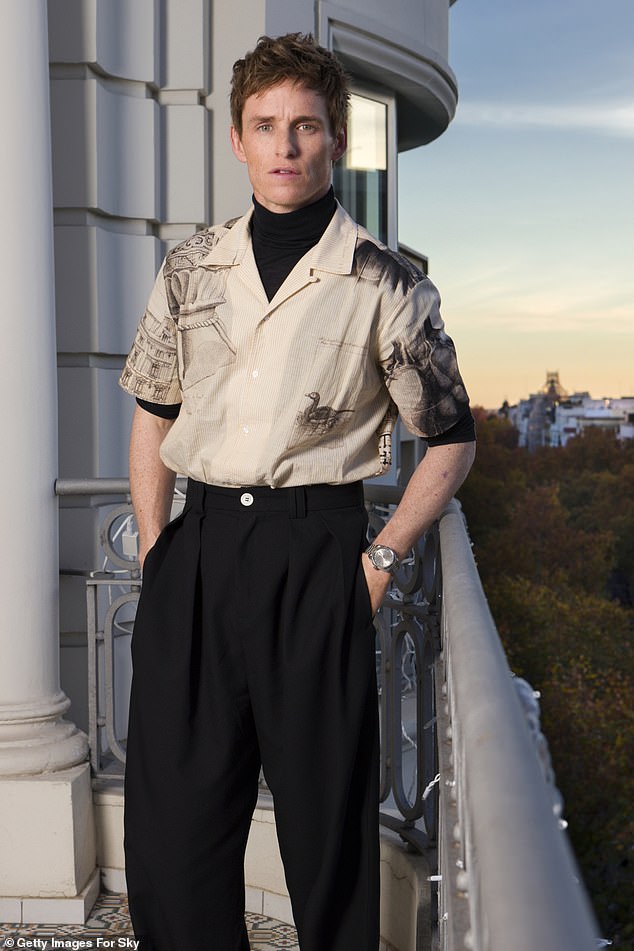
[230, 126, 247, 164]
[331, 124, 347, 164]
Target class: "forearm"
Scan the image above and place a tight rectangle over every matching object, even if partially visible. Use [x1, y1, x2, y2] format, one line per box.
[374, 440, 476, 558]
[360, 440, 475, 614]
[129, 405, 177, 564]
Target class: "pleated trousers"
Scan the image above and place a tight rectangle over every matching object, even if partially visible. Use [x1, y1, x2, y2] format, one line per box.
[124, 479, 380, 951]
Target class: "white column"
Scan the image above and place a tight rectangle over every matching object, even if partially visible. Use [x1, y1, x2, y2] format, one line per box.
[0, 0, 97, 921]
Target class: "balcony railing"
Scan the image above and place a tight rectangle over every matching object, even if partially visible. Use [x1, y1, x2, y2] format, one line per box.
[56, 478, 602, 950]
[434, 500, 600, 951]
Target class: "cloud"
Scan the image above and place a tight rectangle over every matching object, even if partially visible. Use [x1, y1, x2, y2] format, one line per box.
[456, 100, 634, 138]
[440, 263, 634, 335]
[450, 297, 634, 335]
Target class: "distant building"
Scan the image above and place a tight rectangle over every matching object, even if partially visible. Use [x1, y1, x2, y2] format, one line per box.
[509, 371, 569, 451]
[550, 394, 634, 447]
[508, 372, 634, 449]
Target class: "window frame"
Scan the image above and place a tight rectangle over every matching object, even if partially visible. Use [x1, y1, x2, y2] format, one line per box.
[335, 82, 398, 250]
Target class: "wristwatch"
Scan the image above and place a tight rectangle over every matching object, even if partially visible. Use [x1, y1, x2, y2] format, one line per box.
[364, 543, 400, 573]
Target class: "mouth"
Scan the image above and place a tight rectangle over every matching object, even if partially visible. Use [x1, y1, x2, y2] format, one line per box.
[271, 168, 300, 176]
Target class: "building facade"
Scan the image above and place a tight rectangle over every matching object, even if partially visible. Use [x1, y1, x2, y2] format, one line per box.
[0, 0, 459, 922]
[548, 395, 634, 447]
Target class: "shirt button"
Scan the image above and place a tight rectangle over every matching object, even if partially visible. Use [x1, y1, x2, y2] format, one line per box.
[240, 492, 254, 507]
[242, 426, 249, 434]
[252, 369, 259, 379]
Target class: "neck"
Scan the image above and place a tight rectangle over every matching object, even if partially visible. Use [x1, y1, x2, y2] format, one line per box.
[250, 187, 337, 300]
[251, 188, 336, 244]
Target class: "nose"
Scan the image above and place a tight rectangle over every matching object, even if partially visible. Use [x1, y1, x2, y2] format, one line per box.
[276, 128, 298, 157]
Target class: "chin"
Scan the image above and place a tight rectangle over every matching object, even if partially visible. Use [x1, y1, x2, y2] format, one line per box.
[263, 192, 311, 212]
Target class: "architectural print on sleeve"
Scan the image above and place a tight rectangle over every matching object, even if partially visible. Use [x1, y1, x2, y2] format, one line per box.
[353, 236, 469, 439]
[118, 309, 179, 403]
[162, 219, 239, 297]
[383, 316, 469, 436]
[353, 238, 422, 295]
[120, 219, 241, 405]
[376, 402, 398, 469]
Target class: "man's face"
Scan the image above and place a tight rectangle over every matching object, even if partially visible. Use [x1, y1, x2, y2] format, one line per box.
[230, 80, 347, 214]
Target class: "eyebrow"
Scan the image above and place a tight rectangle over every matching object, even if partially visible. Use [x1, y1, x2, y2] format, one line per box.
[248, 114, 325, 127]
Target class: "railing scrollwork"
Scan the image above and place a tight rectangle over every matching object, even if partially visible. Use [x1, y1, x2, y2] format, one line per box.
[370, 501, 442, 852]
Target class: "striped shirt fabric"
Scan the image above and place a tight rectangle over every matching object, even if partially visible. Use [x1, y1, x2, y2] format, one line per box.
[119, 202, 470, 487]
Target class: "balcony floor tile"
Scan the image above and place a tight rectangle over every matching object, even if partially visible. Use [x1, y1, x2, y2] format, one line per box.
[0, 890, 299, 949]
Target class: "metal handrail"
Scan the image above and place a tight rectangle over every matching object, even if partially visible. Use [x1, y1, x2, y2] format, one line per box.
[55, 477, 188, 496]
[435, 499, 600, 951]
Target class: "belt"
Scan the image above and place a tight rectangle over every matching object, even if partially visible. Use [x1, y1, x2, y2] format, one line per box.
[185, 479, 365, 518]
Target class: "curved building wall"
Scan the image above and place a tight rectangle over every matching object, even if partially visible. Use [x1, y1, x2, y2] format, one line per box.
[317, 0, 456, 150]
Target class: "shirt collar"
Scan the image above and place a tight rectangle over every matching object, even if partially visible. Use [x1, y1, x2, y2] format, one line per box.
[200, 207, 254, 267]
[201, 201, 358, 275]
[308, 202, 358, 275]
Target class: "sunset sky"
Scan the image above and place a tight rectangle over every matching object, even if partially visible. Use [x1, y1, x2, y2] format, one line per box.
[398, 0, 634, 410]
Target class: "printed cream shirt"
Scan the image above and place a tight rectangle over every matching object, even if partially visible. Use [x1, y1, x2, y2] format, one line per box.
[119, 203, 470, 487]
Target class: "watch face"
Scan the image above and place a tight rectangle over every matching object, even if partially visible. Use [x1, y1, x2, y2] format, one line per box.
[375, 547, 395, 569]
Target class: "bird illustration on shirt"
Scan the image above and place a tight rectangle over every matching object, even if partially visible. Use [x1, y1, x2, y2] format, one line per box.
[298, 392, 354, 434]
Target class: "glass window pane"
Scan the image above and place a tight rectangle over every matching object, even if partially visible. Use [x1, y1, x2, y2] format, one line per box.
[334, 92, 389, 244]
[347, 95, 387, 171]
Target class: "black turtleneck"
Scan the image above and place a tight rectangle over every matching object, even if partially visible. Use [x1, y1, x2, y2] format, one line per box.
[251, 187, 337, 301]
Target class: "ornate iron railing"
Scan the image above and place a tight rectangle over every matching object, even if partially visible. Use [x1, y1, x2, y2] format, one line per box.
[58, 479, 186, 779]
[363, 483, 442, 852]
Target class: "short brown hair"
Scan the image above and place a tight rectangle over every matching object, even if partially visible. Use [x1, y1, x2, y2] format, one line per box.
[230, 33, 350, 136]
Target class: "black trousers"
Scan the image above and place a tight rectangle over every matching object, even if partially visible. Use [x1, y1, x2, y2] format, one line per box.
[124, 479, 380, 951]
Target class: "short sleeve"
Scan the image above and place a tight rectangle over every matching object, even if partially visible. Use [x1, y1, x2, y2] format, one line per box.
[119, 262, 182, 404]
[425, 408, 476, 446]
[377, 277, 470, 439]
[136, 398, 181, 419]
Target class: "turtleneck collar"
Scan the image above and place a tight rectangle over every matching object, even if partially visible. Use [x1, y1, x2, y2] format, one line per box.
[251, 187, 337, 248]
[250, 187, 338, 301]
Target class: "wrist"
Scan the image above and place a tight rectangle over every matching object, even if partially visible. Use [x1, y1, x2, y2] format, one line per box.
[364, 542, 401, 573]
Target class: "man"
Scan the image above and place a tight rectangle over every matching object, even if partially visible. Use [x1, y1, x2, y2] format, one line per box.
[120, 33, 475, 951]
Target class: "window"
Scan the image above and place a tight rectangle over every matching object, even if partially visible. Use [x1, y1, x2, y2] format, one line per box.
[334, 89, 397, 248]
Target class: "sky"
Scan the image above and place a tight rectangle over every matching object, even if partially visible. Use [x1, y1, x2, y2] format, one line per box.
[398, 0, 634, 409]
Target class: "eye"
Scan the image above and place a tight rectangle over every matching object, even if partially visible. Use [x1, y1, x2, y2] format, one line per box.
[297, 122, 316, 132]
[256, 123, 273, 132]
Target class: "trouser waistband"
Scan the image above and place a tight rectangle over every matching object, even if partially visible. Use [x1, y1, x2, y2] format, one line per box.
[185, 478, 365, 518]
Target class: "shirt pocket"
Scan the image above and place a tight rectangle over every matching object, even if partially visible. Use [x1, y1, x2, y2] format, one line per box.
[290, 338, 370, 450]
[175, 299, 236, 389]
